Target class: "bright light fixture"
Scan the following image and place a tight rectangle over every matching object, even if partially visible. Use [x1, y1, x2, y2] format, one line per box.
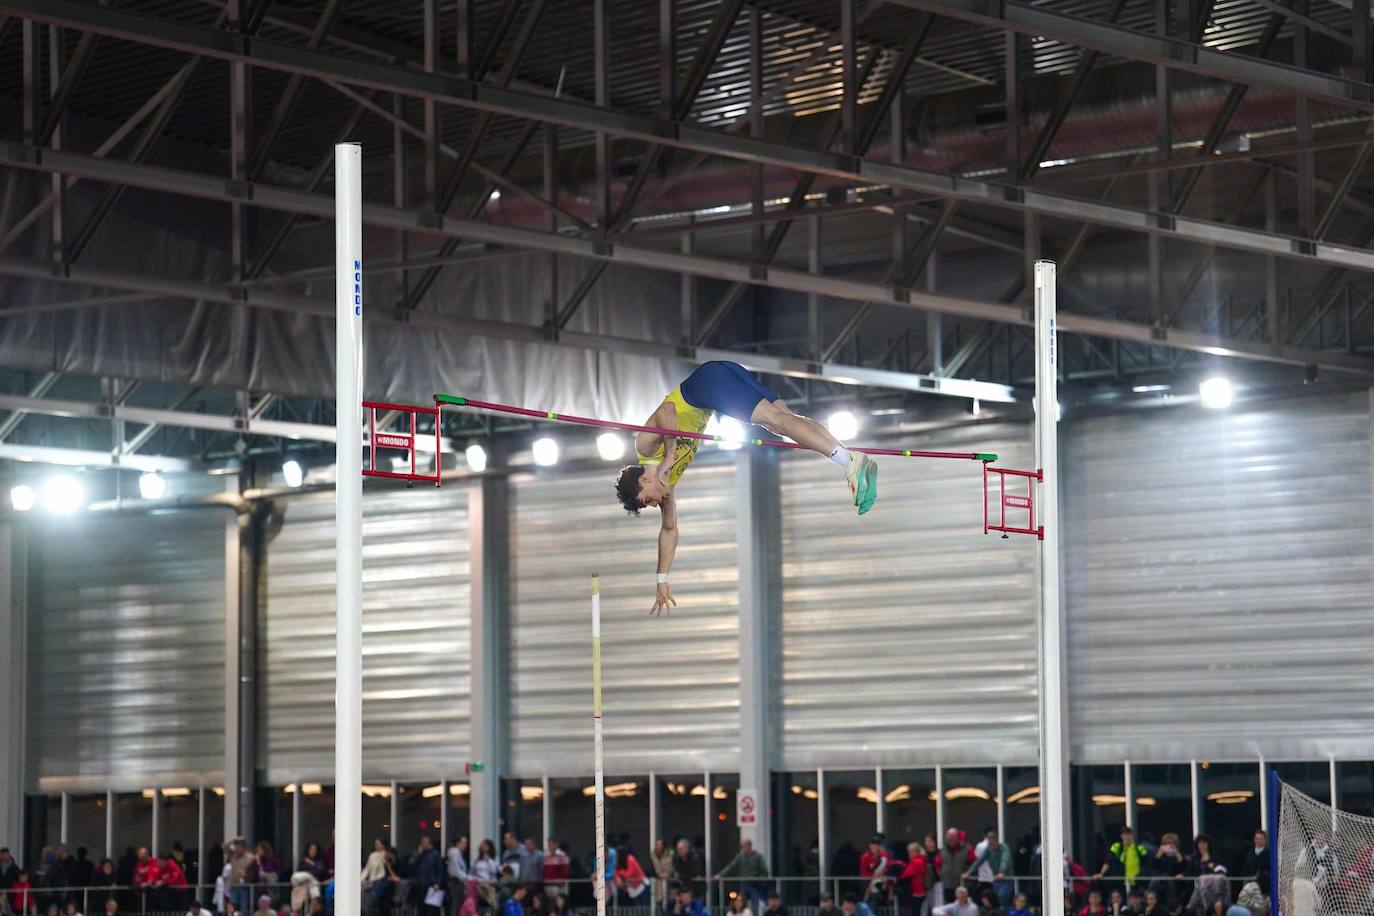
[40, 476, 85, 514]
[1199, 375, 1233, 409]
[532, 437, 559, 467]
[282, 460, 304, 488]
[716, 416, 746, 450]
[465, 444, 488, 473]
[138, 472, 167, 500]
[595, 432, 626, 462]
[826, 410, 859, 441]
[9, 484, 35, 512]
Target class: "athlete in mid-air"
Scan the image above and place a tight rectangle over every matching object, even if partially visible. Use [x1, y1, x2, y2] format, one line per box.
[613, 360, 878, 615]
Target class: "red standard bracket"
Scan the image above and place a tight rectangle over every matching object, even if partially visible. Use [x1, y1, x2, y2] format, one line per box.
[983, 463, 1043, 539]
[361, 400, 442, 487]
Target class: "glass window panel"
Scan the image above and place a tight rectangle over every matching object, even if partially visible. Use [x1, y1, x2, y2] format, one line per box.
[1271, 762, 1330, 805]
[944, 768, 998, 843]
[710, 773, 741, 879]
[447, 783, 472, 847]
[114, 793, 152, 863]
[70, 794, 109, 861]
[1131, 765, 1192, 854]
[161, 788, 200, 869]
[551, 777, 595, 868]
[1337, 762, 1374, 817]
[1072, 765, 1125, 867]
[361, 785, 392, 849]
[605, 776, 649, 869]
[658, 774, 706, 864]
[401, 783, 443, 851]
[205, 788, 227, 883]
[1198, 762, 1260, 874]
[1003, 767, 1040, 881]
[299, 785, 333, 865]
[776, 771, 820, 903]
[885, 769, 938, 850]
[826, 770, 875, 879]
[255, 787, 291, 862]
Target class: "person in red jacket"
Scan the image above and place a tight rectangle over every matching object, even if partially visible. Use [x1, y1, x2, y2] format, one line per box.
[1078, 889, 1107, 916]
[161, 852, 190, 911]
[10, 871, 36, 916]
[860, 835, 895, 903]
[897, 841, 941, 916]
[132, 848, 163, 911]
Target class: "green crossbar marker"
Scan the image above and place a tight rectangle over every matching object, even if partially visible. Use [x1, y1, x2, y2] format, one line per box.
[435, 394, 467, 406]
[975, 452, 998, 462]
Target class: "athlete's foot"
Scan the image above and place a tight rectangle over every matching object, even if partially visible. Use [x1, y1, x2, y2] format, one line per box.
[857, 455, 878, 515]
[844, 452, 866, 507]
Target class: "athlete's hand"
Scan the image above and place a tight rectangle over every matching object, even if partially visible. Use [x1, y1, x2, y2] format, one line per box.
[650, 582, 677, 616]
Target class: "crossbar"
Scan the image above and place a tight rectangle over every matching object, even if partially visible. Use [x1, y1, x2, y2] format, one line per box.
[435, 393, 998, 462]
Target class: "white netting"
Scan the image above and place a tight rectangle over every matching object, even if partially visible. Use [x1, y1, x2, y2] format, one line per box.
[1277, 781, 1374, 916]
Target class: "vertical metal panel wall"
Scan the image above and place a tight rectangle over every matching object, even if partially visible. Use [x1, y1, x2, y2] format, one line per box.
[259, 485, 472, 783]
[1065, 391, 1374, 763]
[507, 457, 740, 776]
[28, 511, 226, 789]
[779, 421, 1039, 768]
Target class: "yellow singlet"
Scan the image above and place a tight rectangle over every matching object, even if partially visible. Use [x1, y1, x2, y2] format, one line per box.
[635, 386, 712, 486]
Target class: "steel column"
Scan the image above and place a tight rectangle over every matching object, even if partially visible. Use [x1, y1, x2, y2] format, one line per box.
[229, 3, 249, 283]
[198, 787, 208, 886]
[659, 0, 676, 121]
[1190, 761, 1201, 840]
[223, 474, 244, 841]
[468, 475, 509, 846]
[876, 769, 888, 837]
[60, 791, 70, 844]
[681, 220, 696, 345]
[46, 24, 65, 266]
[151, 788, 162, 856]
[1358, 0, 1371, 81]
[542, 776, 553, 850]
[735, 447, 779, 867]
[1296, 4, 1316, 238]
[105, 790, 113, 861]
[808, 216, 822, 360]
[1266, 173, 1280, 345]
[292, 781, 304, 868]
[391, 781, 401, 850]
[423, 0, 439, 205]
[1005, 33, 1021, 177]
[0, 522, 25, 850]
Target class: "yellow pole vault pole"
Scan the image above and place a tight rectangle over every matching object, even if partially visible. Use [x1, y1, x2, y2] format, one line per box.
[593, 574, 607, 916]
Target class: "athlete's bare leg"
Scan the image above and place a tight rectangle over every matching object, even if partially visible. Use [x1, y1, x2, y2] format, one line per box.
[750, 398, 878, 513]
[749, 399, 840, 455]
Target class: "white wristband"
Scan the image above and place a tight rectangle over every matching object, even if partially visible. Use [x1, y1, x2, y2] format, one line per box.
[656, 573, 669, 584]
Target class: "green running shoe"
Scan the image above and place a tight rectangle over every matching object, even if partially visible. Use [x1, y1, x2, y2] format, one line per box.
[857, 456, 878, 515]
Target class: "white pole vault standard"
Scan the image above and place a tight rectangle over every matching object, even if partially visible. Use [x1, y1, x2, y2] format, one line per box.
[1035, 259, 1066, 916]
[592, 575, 607, 916]
[334, 141, 363, 916]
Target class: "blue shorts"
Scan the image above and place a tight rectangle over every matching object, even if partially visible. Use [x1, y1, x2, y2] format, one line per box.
[679, 361, 778, 423]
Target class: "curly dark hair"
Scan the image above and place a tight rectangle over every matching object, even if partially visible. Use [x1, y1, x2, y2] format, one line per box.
[614, 465, 646, 516]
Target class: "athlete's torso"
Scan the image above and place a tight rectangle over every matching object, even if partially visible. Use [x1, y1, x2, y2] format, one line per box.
[636, 386, 711, 486]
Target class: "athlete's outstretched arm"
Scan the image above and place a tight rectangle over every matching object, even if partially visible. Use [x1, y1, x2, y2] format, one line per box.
[651, 492, 679, 616]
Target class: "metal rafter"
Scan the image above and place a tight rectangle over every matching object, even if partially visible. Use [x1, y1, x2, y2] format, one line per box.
[11, 0, 1373, 279]
[883, 0, 1374, 110]
[397, 0, 549, 313]
[549, 0, 748, 329]
[0, 371, 60, 443]
[3, 146, 1370, 377]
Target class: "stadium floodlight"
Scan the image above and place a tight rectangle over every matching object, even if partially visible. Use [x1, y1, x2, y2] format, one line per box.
[40, 475, 86, 514]
[595, 432, 626, 462]
[465, 444, 488, 473]
[9, 484, 35, 512]
[826, 410, 860, 441]
[716, 416, 746, 450]
[138, 472, 167, 500]
[1199, 376, 1234, 409]
[532, 437, 560, 467]
[282, 459, 305, 488]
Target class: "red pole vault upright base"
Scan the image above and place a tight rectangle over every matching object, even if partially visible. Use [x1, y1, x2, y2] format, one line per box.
[361, 400, 443, 486]
[983, 462, 1044, 540]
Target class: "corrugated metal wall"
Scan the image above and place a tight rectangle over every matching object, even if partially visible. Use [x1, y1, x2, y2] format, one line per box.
[507, 457, 741, 776]
[28, 511, 226, 790]
[1065, 391, 1374, 763]
[778, 420, 1039, 768]
[259, 485, 471, 783]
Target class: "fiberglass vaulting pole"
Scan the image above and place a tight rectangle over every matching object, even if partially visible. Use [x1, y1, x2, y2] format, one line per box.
[1036, 259, 1066, 916]
[335, 141, 363, 916]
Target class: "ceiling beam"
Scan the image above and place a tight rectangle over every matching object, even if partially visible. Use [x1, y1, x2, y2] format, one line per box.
[883, 0, 1374, 109]
[1, 143, 1371, 376]
[0, 442, 192, 472]
[6, 3, 1374, 277]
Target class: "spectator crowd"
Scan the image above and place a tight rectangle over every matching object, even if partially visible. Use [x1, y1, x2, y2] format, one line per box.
[0, 824, 1282, 916]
